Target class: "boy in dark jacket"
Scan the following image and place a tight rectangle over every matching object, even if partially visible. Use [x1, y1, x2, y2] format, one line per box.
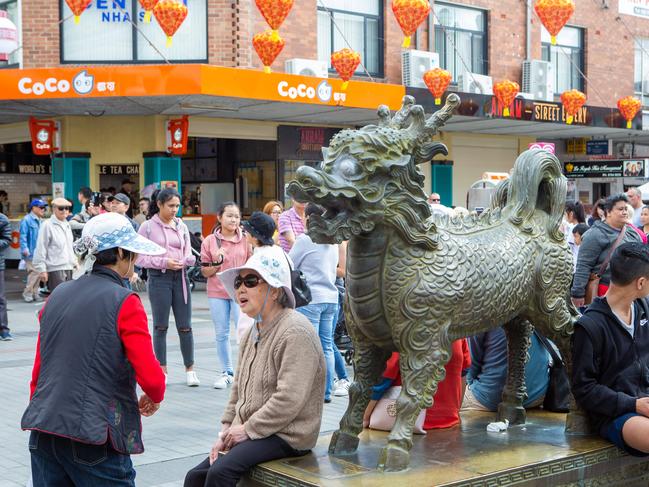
[572, 242, 649, 456]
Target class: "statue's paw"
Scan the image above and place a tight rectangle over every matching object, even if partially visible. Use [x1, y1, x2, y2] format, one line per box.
[377, 444, 410, 472]
[328, 430, 359, 455]
[565, 409, 594, 435]
[497, 402, 526, 425]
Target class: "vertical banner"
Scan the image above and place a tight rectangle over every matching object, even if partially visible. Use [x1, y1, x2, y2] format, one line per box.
[166, 115, 189, 155]
[29, 117, 59, 155]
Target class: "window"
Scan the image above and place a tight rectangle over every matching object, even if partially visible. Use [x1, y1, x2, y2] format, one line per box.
[541, 25, 584, 94]
[634, 38, 649, 107]
[60, 0, 207, 63]
[0, 0, 20, 68]
[433, 2, 487, 81]
[317, 0, 383, 77]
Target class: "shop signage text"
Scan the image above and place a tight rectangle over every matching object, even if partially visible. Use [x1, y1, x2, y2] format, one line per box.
[567, 138, 587, 154]
[167, 116, 189, 155]
[299, 128, 325, 153]
[533, 102, 588, 124]
[18, 70, 116, 97]
[277, 80, 347, 104]
[18, 164, 51, 174]
[586, 140, 610, 156]
[98, 164, 140, 175]
[28, 117, 58, 155]
[87, 0, 189, 23]
[564, 161, 623, 178]
[619, 0, 649, 19]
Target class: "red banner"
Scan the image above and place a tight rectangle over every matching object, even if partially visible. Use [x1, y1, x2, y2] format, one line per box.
[29, 117, 58, 155]
[167, 115, 189, 155]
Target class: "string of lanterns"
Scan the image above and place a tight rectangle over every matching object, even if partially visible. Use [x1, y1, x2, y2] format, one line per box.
[253, 0, 293, 73]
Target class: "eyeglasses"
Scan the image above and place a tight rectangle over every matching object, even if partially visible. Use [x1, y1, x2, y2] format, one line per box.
[234, 274, 265, 290]
[271, 210, 282, 215]
[55, 206, 72, 211]
[430, 199, 440, 203]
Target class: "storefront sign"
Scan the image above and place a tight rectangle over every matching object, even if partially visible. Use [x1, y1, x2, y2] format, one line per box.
[28, 117, 58, 155]
[566, 138, 587, 154]
[564, 160, 624, 178]
[619, 0, 649, 19]
[528, 142, 555, 154]
[98, 164, 140, 176]
[167, 116, 189, 155]
[623, 160, 645, 177]
[18, 163, 51, 174]
[586, 140, 610, 156]
[277, 126, 342, 161]
[533, 102, 588, 125]
[53, 182, 65, 199]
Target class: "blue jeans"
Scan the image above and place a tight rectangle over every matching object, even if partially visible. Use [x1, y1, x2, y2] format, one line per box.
[29, 431, 135, 486]
[209, 297, 240, 375]
[332, 303, 348, 381]
[297, 302, 337, 400]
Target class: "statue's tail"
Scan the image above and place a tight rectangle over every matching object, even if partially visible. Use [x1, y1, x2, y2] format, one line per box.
[495, 149, 566, 242]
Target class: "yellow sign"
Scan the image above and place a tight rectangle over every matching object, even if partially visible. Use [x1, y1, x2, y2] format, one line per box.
[566, 138, 587, 154]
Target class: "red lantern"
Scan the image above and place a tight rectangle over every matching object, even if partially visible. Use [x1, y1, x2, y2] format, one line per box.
[331, 48, 361, 91]
[534, 0, 575, 45]
[153, 0, 188, 47]
[255, 0, 293, 40]
[253, 30, 285, 74]
[617, 96, 642, 129]
[139, 0, 160, 23]
[493, 80, 520, 117]
[391, 0, 431, 48]
[423, 68, 452, 105]
[561, 89, 586, 125]
[65, 0, 92, 24]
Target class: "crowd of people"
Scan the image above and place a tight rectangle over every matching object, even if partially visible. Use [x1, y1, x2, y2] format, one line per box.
[2, 182, 648, 485]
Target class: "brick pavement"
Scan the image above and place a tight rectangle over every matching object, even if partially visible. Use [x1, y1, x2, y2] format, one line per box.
[0, 270, 350, 487]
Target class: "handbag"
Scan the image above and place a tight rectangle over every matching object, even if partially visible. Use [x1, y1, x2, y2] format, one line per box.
[282, 253, 312, 308]
[583, 227, 626, 305]
[369, 386, 426, 434]
[534, 331, 570, 413]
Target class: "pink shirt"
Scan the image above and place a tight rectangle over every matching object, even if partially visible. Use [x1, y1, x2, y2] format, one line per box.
[278, 207, 305, 253]
[201, 228, 251, 299]
[136, 215, 196, 270]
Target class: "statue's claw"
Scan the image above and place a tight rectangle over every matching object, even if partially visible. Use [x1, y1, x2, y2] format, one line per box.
[328, 430, 360, 455]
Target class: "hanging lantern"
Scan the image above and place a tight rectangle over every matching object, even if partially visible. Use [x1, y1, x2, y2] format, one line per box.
[65, 0, 92, 24]
[534, 0, 575, 45]
[0, 11, 17, 61]
[617, 96, 642, 129]
[139, 0, 160, 23]
[423, 68, 452, 105]
[561, 89, 586, 125]
[391, 0, 431, 48]
[255, 0, 293, 40]
[331, 48, 361, 91]
[493, 80, 520, 117]
[253, 30, 285, 74]
[153, 0, 188, 47]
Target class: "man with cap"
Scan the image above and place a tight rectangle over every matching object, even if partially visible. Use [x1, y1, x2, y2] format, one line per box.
[19, 199, 48, 303]
[22, 212, 167, 486]
[110, 192, 139, 231]
[32, 198, 77, 292]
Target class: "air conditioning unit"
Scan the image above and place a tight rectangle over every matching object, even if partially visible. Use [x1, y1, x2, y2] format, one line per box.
[285, 58, 328, 78]
[402, 50, 440, 88]
[522, 59, 554, 101]
[457, 73, 493, 95]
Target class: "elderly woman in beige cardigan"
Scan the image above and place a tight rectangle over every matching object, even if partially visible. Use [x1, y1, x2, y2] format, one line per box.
[184, 246, 326, 487]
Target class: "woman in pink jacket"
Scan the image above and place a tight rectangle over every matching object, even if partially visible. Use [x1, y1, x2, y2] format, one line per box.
[137, 189, 199, 387]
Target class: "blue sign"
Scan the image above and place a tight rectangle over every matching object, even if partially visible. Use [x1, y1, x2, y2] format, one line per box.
[586, 140, 609, 156]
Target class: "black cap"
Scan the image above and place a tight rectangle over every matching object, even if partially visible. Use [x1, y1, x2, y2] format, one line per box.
[108, 192, 131, 206]
[243, 211, 276, 246]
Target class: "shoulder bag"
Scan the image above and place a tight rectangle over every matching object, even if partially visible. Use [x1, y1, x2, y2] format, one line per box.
[534, 330, 570, 413]
[282, 251, 312, 308]
[369, 386, 427, 434]
[584, 227, 626, 305]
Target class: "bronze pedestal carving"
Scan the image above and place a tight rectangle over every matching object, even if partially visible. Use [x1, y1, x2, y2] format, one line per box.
[287, 94, 580, 472]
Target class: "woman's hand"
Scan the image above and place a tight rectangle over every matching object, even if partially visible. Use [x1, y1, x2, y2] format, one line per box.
[222, 424, 249, 450]
[209, 437, 225, 465]
[166, 258, 184, 270]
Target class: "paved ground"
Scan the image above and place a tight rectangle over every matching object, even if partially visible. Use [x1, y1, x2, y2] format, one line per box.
[0, 269, 350, 487]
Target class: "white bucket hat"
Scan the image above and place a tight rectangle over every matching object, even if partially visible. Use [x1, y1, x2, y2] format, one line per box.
[73, 212, 165, 272]
[218, 246, 295, 309]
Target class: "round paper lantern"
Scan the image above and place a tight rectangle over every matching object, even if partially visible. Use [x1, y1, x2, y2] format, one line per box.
[534, 0, 575, 45]
[561, 89, 586, 125]
[617, 96, 642, 129]
[139, 0, 160, 23]
[493, 80, 520, 117]
[255, 0, 293, 40]
[253, 30, 286, 74]
[423, 68, 452, 105]
[392, 0, 431, 48]
[65, 0, 92, 24]
[0, 11, 18, 60]
[153, 0, 188, 47]
[331, 48, 361, 91]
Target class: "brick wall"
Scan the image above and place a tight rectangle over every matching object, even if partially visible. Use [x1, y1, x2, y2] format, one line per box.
[0, 173, 51, 217]
[18, 0, 649, 108]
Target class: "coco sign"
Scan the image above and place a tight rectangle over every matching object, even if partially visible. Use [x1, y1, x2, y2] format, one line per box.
[29, 117, 59, 155]
[166, 115, 189, 155]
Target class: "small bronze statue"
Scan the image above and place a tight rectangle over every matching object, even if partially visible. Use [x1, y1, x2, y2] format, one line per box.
[287, 94, 579, 472]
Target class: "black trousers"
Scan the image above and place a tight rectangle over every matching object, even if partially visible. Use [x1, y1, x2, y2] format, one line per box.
[184, 435, 308, 487]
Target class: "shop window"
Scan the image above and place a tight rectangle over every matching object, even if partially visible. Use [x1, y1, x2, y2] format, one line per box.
[0, 0, 20, 68]
[635, 38, 649, 107]
[60, 0, 207, 63]
[433, 2, 487, 82]
[317, 0, 383, 77]
[541, 25, 584, 94]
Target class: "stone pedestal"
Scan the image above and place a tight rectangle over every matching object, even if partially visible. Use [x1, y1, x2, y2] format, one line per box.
[244, 410, 649, 486]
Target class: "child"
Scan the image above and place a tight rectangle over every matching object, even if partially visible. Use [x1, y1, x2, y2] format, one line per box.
[571, 223, 590, 272]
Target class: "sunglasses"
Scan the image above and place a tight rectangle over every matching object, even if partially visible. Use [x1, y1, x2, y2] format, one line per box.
[55, 206, 72, 211]
[431, 199, 440, 202]
[234, 274, 265, 290]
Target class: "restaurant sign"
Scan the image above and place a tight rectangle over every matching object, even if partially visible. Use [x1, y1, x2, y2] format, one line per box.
[98, 164, 140, 175]
[564, 160, 647, 178]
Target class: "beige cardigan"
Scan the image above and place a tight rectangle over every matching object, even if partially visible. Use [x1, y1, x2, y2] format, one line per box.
[221, 308, 326, 451]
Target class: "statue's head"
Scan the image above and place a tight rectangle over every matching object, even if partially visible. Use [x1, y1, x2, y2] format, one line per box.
[287, 94, 460, 245]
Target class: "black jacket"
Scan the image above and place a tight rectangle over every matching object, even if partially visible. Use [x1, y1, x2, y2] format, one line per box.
[572, 297, 649, 435]
[0, 213, 11, 271]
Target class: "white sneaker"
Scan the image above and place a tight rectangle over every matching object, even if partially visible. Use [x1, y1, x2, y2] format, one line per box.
[213, 373, 234, 389]
[186, 371, 200, 387]
[333, 379, 350, 397]
[23, 295, 34, 303]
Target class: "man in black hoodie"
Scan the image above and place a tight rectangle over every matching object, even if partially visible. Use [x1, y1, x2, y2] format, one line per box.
[572, 242, 649, 456]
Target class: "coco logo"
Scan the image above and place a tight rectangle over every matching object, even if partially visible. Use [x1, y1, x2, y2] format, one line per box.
[277, 80, 332, 103]
[18, 70, 95, 96]
[72, 71, 94, 95]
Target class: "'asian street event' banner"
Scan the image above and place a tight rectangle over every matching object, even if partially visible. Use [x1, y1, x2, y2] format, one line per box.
[564, 160, 646, 179]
